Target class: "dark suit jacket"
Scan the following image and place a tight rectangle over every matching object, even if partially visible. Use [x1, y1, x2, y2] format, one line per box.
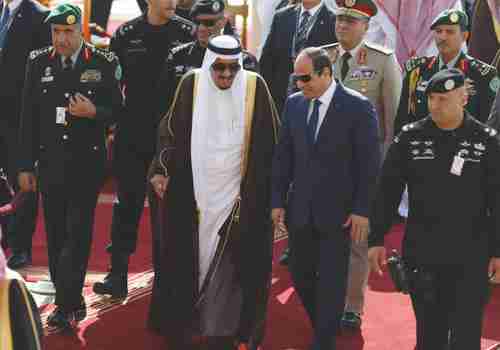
[260, 4, 337, 115]
[488, 89, 500, 131]
[271, 82, 381, 234]
[0, 0, 50, 128]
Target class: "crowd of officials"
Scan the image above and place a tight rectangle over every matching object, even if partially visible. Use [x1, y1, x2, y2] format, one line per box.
[0, 0, 500, 349]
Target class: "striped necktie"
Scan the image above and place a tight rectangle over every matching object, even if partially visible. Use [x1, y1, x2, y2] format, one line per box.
[294, 10, 311, 56]
[0, 6, 11, 49]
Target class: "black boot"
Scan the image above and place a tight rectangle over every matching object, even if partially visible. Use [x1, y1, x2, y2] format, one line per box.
[92, 254, 128, 298]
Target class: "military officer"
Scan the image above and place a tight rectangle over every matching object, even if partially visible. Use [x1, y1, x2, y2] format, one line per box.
[17, 3, 123, 329]
[320, 0, 401, 330]
[159, 0, 259, 112]
[394, 9, 499, 134]
[369, 68, 500, 350]
[92, 0, 194, 299]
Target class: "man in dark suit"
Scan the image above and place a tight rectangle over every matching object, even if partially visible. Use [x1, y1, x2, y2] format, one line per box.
[0, 0, 50, 269]
[271, 47, 380, 350]
[260, 0, 337, 116]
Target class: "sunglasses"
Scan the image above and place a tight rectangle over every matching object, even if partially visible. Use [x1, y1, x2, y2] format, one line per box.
[211, 63, 241, 74]
[292, 73, 313, 83]
[194, 18, 221, 27]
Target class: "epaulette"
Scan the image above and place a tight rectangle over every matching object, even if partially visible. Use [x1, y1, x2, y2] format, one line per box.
[117, 16, 142, 36]
[92, 46, 118, 63]
[469, 56, 496, 77]
[171, 42, 193, 55]
[29, 46, 52, 60]
[171, 15, 195, 34]
[365, 41, 393, 55]
[401, 119, 426, 132]
[404, 56, 429, 73]
[482, 125, 498, 137]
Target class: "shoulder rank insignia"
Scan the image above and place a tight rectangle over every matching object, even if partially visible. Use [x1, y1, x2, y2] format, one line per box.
[365, 41, 393, 55]
[405, 56, 427, 73]
[484, 126, 498, 137]
[30, 46, 52, 60]
[402, 122, 416, 132]
[171, 42, 191, 55]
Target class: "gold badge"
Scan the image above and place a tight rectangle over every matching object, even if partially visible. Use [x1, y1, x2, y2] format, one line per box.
[444, 79, 455, 91]
[450, 13, 459, 23]
[66, 15, 76, 25]
[80, 69, 102, 83]
[345, 0, 356, 7]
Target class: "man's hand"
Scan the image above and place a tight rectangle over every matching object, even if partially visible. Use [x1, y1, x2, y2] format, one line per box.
[150, 174, 169, 199]
[488, 257, 500, 284]
[69, 93, 97, 118]
[271, 208, 288, 235]
[343, 214, 369, 244]
[368, 246, 387, 276]
[18, 172, 37, 192]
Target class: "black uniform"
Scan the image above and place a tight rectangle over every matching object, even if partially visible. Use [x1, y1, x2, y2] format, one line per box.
[18, 44, 123, 312]
[394, 52, 499, 133]
[108, 15, 194, 263]
[159, 40, 260, 114]
[369, 114, 500, 350]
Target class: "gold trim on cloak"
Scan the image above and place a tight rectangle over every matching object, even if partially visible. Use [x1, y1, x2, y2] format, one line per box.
[0, 279, 42, 350]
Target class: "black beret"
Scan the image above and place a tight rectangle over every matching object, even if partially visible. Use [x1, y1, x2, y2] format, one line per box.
[45, 3, 82, 25]
[430, 9, 468, 31]
[425, 68, 465, 95]
[190, 0, 225, 18]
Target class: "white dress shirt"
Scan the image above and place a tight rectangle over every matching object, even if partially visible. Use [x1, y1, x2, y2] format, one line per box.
[307, 78, 337, 139]
[300, 1, 323, 18]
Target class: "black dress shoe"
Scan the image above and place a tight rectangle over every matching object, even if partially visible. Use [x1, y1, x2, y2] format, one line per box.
[93, 272, 128, 298]
[74, 298, 87, 322]
[279, 247, 290, 266]
[47, 308, 75, 330]
[7, 252, 32, 269]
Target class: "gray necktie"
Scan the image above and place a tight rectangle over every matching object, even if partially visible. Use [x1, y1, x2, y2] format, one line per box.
[0, 6, 11, 49]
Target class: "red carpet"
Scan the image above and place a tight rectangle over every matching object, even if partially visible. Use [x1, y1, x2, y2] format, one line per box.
[29, 199, 152, 273]
[40, 225, 500, 350]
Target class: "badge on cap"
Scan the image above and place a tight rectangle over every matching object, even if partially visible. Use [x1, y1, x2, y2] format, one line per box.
[444, 79, 455, 91]
[345, 0, 356, 7]
[66, 14, 76, 25]
[212, 1, 221, 12]
[450, 12, 459, 23]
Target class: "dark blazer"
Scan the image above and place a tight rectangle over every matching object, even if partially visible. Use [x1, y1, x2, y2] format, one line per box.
[0, 0, 50, 128]
[260, 3, 337, 114]
[271, 82, 381, 234]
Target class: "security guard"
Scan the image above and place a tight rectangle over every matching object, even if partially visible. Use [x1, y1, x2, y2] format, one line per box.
[394, 9, 499, 134]
[159, 0, 259, 112]
[320, 0, 401, 330]
[368, 69, 500, 350]
[92, 0, 194, 299]
[17, 4, 123, 329]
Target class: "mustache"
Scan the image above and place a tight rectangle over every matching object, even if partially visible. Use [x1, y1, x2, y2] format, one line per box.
[436, 40, 447, 47]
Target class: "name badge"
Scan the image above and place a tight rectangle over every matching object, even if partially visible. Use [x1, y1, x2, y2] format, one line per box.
[41, 76, 54, 83]
[450, 156, 464, 176]
[56, 107, 67, 125]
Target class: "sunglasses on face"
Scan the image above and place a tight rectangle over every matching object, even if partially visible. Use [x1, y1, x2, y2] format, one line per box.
[194, 18, 221, 27]
[292, 73, 314, 83]
[211, 63, 241, 74]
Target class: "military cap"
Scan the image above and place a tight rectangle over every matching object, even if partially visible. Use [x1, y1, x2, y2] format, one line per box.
[425, 68, 465, 95]
[45, 3, 82, 25]
[430, 9, 468, 31]
[335, 0, 378, 19]
[190, 0, 225, 18]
